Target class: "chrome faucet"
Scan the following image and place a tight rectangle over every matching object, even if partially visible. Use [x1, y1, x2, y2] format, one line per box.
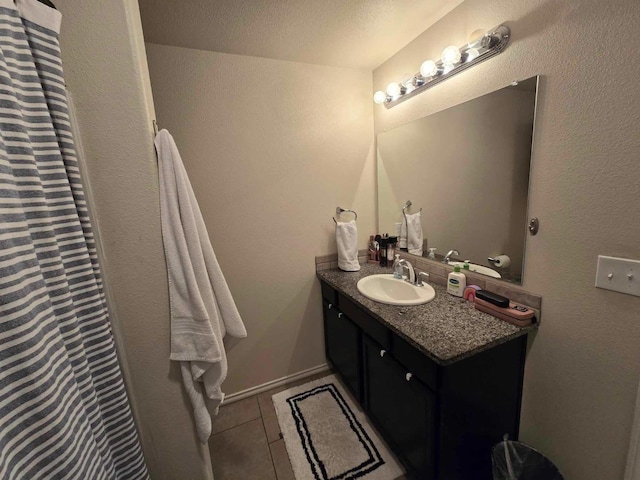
[443, 249, 460, 264]
[397, 259, 416, 285]
[416, 271, 430, 287]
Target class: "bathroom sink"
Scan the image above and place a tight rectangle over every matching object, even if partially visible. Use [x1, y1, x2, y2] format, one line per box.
[448, 262, 501, 279]
[356, 274, 436, 306]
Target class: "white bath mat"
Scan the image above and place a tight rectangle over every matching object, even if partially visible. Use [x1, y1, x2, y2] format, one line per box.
[272, 374, 405, 480]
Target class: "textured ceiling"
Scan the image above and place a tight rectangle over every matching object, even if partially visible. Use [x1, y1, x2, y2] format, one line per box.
[138, 0, 463, 70]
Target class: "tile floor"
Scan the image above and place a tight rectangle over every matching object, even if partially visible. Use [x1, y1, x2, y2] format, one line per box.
[208, 371, 407, 480]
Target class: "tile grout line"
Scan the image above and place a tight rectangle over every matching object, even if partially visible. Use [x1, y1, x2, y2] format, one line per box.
[210, 413, 262, 438]
[258, 398, 282, 479]
[258, 397, 283, 445]
[259, 391, 292, 478]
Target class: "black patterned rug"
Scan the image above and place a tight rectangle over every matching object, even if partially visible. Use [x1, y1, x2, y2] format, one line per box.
[272, 375, 404, 480]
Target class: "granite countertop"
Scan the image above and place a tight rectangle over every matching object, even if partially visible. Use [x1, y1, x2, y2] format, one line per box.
[317, 263, 537, 366]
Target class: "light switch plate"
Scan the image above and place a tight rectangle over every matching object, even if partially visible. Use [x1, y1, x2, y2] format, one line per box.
[595, 255, 640, 297]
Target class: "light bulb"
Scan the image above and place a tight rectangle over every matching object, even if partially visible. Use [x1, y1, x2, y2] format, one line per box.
[420, 60, 438, 78]
[373, 90, 387, 104]
[386, 82, 401, 97]
[465, 48, 479, 62]
[441, 46, 461, 66]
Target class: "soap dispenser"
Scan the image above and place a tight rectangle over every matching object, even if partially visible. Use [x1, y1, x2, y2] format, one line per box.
[447, 265, 467, 297]
[393, 254, 403, 279]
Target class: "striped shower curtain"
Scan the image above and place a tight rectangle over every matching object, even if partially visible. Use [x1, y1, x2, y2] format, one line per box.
[0, 1, 149, 479]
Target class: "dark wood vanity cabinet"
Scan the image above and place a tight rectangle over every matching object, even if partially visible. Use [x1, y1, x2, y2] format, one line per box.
[363, 335, 437, 478]
[320, 281, 528, 480]
[323, 300, 362, 402]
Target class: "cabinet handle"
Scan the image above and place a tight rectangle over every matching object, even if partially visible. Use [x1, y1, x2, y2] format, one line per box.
[338, 313, 343, 318]
[380, 350, 386, 358]
[406, 372, 413, 382]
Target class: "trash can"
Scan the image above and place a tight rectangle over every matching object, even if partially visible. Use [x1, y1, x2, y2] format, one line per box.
[492, 436, 564, 480]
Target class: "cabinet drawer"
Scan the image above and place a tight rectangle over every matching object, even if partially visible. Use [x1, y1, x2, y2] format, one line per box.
[339, 293, 391, 351]
[321, 281, 338, 305]
[393, 334, 439, 392]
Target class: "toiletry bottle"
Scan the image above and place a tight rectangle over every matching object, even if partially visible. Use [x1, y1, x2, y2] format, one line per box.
[379, 237, 388, 267]
[428, 248, 437, 259]
[393, 254, 403, 279]
[463, 260, 470, 271]
[368, 235, 375, 262]
[387, 236, 397, 264]
[374, 235, 381, 262]
[447, 265, 467, 297]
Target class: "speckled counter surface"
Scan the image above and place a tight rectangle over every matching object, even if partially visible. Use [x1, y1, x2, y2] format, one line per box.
[317, 263, 536, 366]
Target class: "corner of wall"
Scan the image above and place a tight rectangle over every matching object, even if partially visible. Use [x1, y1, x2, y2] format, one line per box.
[56, 0, 214, 478]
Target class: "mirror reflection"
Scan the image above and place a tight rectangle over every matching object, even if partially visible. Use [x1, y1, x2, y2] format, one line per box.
[377, 76, 538, 284]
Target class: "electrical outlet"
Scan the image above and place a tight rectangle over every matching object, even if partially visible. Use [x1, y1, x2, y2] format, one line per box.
[595, 255, 640, 297]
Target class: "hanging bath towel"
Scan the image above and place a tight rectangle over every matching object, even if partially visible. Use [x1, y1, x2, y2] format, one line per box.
[156, 129, 247, 443]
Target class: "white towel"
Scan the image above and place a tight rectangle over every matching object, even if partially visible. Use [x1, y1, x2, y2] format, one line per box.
[401, 211, 424, 256]
[336, 220, 360, 271]
[156, 130, 247, 444]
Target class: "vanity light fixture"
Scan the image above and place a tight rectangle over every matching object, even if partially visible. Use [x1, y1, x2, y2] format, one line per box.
[419, 60, 439, 78]
[465, 48, 480, 61]
[386, 82, 402, 97]
[372, 25, 511, 109]
[441, 45, 462, 66]
[373, 90, 388, 104]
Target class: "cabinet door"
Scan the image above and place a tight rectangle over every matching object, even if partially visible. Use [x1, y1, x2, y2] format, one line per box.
[323, 301, 361, 402]
[363, 335, 436, 479]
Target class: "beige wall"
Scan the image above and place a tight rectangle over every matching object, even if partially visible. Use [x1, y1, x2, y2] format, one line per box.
[377, 87, 535, 278]
[57, 1, 213, 479]
[145, 44, 375, 394]
[374, 1, 640, 478]
[56, 1, 640, 478]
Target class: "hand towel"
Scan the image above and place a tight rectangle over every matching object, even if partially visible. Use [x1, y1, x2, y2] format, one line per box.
[336, 220, 360, 271]
[399, 226, 407, 249]
[403, 211, 424, 256]
[156, 129, 247, 443]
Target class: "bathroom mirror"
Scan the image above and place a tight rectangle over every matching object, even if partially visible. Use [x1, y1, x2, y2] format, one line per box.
[377, 76, 538, 284]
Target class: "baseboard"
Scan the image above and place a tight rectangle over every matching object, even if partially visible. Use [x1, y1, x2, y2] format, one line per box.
[224, 363, 331, 405]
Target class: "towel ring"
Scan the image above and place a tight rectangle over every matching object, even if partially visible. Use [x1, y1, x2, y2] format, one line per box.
[402, 200, 422, 215]
[333, 207, 357, 224]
